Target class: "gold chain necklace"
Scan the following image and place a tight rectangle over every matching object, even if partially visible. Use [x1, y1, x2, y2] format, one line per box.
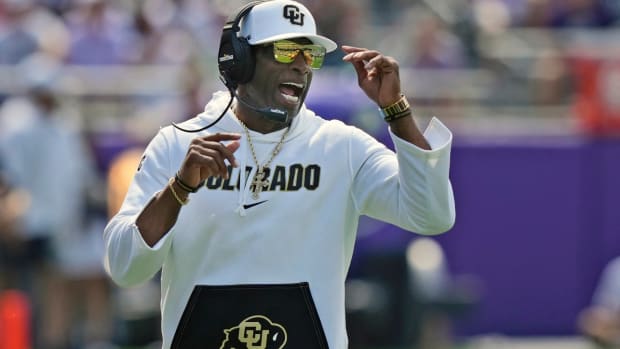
[238, 118, 290, 199]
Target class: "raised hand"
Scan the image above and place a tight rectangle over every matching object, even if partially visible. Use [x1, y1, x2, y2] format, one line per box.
[342, 45, 402, 107]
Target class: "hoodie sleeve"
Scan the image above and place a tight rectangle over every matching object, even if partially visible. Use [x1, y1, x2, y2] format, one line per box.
[103, 129, 176, 287]
[351, 117, 455, 235]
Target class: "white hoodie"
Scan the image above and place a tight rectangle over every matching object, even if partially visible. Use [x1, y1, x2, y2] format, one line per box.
[103, 91, 455, 349]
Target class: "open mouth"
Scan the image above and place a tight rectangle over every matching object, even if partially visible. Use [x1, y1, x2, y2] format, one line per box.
[279, 82, 304, 104]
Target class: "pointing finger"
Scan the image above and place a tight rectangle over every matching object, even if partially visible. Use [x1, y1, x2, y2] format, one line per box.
[202, 132, 242, 142]
[224, 140, 241, 168]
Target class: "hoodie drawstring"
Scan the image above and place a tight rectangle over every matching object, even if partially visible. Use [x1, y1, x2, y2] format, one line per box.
[235, 136, 252, 216]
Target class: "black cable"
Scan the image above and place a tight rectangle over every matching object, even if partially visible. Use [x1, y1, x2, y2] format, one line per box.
[171, 88, 235, 133]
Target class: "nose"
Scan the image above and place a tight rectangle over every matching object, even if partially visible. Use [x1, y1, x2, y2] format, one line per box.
[290, 51, 310, 74]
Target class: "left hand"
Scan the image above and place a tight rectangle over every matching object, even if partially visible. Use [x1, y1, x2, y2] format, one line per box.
[342, 45, 402, 107]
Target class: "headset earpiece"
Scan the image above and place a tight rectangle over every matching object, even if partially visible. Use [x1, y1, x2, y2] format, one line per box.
[218, 1, 265, 89]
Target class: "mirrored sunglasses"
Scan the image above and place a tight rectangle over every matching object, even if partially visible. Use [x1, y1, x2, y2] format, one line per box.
[272, 40, 326, 69]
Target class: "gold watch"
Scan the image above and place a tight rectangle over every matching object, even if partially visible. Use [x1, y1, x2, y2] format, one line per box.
[379, 94, 410, 119]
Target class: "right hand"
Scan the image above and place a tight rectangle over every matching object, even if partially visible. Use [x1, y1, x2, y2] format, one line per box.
[177, 132, 241, 187]
[341, 45, 402, 108]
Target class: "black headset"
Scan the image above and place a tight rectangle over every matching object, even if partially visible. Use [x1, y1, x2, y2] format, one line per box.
[173, 1, 282, 133]
[218, 1, 267, 89]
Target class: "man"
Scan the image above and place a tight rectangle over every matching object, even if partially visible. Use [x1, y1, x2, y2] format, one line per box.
[0, 82, 106, 348]
[0, 162, 30, 289]
[103, 1, 455, 348]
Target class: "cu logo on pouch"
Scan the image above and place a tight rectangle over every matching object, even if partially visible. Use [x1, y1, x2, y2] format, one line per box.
[283, 5, 304, 26]
[220, 315, 288, 349]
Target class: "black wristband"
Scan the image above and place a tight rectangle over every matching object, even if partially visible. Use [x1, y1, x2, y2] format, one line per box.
[384, 109, 412, 122]
[175, 173, 204, 193]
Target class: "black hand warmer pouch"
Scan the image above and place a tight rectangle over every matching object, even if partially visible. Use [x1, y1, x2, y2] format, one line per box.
[171, 282, 329, 349]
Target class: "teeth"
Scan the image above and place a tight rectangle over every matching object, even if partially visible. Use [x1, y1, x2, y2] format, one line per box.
[282, 82, 304, 89]
[281, 93, 299, 103]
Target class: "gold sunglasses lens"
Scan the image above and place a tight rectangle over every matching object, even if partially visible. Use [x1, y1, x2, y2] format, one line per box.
[303, 48, 325, 69]
[273, 41, 326, 69]
[273, 45, 298, 63]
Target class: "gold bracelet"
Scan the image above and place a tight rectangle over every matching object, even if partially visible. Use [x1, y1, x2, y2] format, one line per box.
[379, 94, 410, 119]
[168, 177, 188, 206]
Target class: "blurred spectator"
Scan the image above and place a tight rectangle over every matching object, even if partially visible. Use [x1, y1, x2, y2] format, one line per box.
[22, 3, 71, 61]
[0, 162, 30, 291]
[305, 0, 366, 65]
[38, 0, 72, 15]
[107, 148, 145, 218]
[368, 0, 418, 26]
[0, 61, 111, 348]
[551, 0, 618, 27]
[387, 8, 467, 106]
[0, 0, 70, 64]
[605, 0, 620, 19]
[409, 12, 466, 70]
[473, 0, 512, 35]
[125, 0, 200, 65]
[106, 147, 162, 348]
[578, 256, 620, 348]
[528, 49, 572, 104]
[124, 0, 211, 117]
[0, 1, 39, 64]
[519, 0, 556, 27]
[503, 0, 620, 27]
[64, 0, 135, 64]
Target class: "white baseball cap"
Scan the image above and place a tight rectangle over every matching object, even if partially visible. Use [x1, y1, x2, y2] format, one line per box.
[239, 0, 338, 53]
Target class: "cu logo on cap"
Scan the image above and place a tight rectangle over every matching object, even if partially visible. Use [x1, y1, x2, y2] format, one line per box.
[283, 5, 304, 26]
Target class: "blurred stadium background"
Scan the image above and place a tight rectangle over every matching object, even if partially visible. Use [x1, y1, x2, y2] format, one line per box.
[0, 0, 620, 348]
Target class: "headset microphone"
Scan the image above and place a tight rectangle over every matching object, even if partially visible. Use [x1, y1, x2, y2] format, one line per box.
[232, 89, 290, 124]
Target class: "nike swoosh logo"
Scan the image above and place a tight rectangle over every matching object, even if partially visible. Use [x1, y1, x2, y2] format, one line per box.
[243, 200, 268, 210]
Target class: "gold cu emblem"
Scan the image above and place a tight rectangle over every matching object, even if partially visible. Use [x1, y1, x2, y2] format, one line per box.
[220, 315, 287, 349]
